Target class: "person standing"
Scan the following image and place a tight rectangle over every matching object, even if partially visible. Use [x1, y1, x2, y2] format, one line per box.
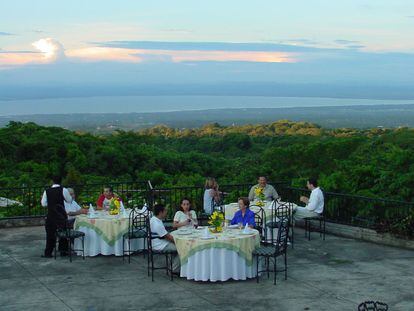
[41, 176, 72, 258]
[203, 177, 221, 215]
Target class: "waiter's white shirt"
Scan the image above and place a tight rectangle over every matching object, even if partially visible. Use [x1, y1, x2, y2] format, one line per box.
[41, 184, 72, 207]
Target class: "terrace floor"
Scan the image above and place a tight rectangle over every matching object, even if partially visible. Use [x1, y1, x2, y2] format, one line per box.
[0, 226, 413, 311]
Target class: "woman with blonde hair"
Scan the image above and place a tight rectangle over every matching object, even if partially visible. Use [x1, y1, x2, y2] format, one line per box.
[203, 177, 221, 215]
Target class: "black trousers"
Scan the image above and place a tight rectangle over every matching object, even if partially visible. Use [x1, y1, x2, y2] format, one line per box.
[44, 218, 68, 256]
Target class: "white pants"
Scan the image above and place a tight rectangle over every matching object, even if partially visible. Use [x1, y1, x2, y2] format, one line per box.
[157, 242, 180, 273]
[294, 206, 320, 220]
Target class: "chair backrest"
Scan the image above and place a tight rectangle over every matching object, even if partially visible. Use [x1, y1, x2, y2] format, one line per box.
[129, 208, 149, 235]
[249, 205, 264, 234]
[357, 301, 388, 311]
[211, 197, 224, 214]
[275, 216, 290, 253]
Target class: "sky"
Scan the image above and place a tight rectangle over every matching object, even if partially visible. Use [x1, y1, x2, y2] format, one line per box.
[1, 0, 414, 103]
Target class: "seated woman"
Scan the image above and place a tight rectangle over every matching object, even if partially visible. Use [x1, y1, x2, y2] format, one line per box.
[231, 197, 256, 228]
[173, 198, 198, 229]
[96, 186, 122, 210]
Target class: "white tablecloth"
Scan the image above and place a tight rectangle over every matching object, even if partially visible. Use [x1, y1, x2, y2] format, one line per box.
[74, 211, 145, 256]
[74, 227, 144, 257]
[172, 228, 260, 282]
[180, 248, 256, 282]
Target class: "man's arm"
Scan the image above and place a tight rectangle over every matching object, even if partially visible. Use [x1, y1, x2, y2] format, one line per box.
[306, 192, 318, 211]
[164, 233, 175, 244]
[96, 195, 104, 208]
[41, 191, 47, 207]
[272, 186, 279, 200]
[62, 188, 72, 204]
[248, 186, 255, 201]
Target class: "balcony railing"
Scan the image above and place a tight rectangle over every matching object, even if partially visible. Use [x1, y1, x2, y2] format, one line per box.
[1, 181, 413, 235]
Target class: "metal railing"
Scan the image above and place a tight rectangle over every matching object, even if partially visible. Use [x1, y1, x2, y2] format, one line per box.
[0, 181, 150, 219]
[1, 181, 413, 235]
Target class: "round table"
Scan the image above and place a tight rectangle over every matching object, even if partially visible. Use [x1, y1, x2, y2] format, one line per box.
[171, 228, 260, 282]
[73, 210, 144, 256]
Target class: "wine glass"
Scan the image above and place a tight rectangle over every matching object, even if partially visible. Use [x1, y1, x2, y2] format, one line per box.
[238, 222, 243, 230]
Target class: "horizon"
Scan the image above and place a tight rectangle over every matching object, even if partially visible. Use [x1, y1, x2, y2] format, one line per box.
[1, 1, 414, 112]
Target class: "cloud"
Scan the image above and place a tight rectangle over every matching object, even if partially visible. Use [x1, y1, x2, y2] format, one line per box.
[32, 38, 65, 62]
[334, 39, 361, 45]
[0, 31, 15, 36]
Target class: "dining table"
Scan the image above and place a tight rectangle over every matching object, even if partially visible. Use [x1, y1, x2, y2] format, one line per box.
[171, 227, 260, 282]
[73, 209, 144, 256]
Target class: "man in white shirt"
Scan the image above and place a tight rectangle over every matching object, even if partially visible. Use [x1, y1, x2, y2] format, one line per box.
[64, 188, 87, 226]
[150, 204, 179, 272]
[294, 178, 324, 219]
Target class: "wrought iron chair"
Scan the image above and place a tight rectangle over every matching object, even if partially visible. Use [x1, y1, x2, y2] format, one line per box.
[357, 301, 388, 311]
[122, 208, 149, 263]
[249, 204, 265, 241]
[304, 212, 326, 241]
[54, 211, 85, 262]
[304, 189, 326, 241]
[146, 218, 178, 282]
[266, 201, 294, 248]
[212, 197, 225, 214]
[253, 216, 290, 285]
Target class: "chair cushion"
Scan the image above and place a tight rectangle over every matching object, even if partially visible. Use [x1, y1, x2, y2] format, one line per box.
[253, 246, 275, 256]
[57, 230, 85, 239]
[124, 229, 146, 239]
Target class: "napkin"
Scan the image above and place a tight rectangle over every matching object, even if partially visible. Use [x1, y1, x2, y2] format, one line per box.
[120, 201, 128, 218]
[203, 227, 210, 238]
[242, 223, 250, 234]
[88, 204, 95, 218]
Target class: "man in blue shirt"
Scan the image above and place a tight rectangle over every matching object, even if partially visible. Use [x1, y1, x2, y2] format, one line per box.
[231, 197, 256, 228]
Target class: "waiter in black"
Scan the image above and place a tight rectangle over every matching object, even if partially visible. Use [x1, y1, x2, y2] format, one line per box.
[41, 176, 73, 257]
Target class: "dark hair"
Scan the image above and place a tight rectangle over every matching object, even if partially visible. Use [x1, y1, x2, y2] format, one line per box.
[308, 178, 318, 187]
[104, 186, 113, 193]
[238, 197, 250, 208]
[258, 176, 267, 181]
[52, 176, 62, 185]
[180, 198, 192, 211]
[153, 204, 166, 216]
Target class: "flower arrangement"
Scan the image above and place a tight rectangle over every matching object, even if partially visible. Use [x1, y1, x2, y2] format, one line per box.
[254, 186, 265, 207]
[208, 211, 224, 233]
[109, 197, 121, 215]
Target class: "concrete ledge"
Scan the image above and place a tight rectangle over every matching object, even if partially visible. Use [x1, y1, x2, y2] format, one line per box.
[0, 217, 44, 228]
[305, 220, 414, 250]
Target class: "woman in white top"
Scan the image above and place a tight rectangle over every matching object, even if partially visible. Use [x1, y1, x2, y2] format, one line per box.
[203, 177, 221, 215]
[173, 198, 198, 229]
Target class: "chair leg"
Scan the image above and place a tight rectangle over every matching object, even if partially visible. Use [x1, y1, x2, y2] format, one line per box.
[274, 256, 277, 285]
[82, 236, 85, 260]
[128, 239, 131, 264]
[323, 219, 326, 240]
[69, 238, 72, 263]
[308, 220, 311, 241]
[291, 224, 294, 249]
[151, 253, 154, 282]
[284, 252, 287, 280]
[266, 257, 270, 279]
[122, 237, 125, 262]
[319, 219, 322, 238]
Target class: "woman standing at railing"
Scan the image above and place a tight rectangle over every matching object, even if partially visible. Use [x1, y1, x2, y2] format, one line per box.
[203, 177, 221, 215]
[173, 198, 198, 229]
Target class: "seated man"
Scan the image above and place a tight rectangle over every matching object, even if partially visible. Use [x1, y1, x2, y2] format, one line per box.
[248, 176, 280, 202]
[294, 178, 324, 219]
[230, 197, 256, 228]
[64, 188, 87, 227]
[96, 186, 122, 210]
[150, 204, 180, 272]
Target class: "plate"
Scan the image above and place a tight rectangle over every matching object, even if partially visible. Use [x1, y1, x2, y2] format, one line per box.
[228, 224, 239, 229]
[240, 231, 254, 235]
[177, 231, 191, 235]
[199, 236, 215, 240]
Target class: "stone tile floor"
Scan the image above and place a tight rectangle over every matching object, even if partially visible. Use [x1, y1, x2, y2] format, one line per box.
[0, 226, 413, 311]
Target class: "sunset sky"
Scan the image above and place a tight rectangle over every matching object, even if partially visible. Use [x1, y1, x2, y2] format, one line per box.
[1, 0, 414, 101]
